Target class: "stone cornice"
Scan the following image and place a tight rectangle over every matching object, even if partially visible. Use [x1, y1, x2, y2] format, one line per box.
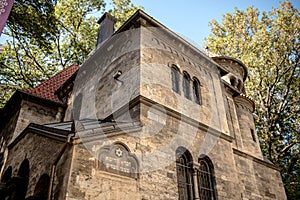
[109, 95, 234, 143]
[233, 148, 281, 171]
[8, 123, 74, 149]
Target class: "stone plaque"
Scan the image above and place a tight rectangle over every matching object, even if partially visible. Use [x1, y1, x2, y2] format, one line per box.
[98, 144, 139, 178]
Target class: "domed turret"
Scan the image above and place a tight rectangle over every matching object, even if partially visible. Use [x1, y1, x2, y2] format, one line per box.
[212, 56, 247, 94]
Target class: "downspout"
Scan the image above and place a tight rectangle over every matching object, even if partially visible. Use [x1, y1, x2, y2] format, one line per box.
[47, 133, 74, 200]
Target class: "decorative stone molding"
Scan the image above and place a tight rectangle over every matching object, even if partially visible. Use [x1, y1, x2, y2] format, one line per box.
[234, 94, 255, 112]
[22, 102, 57, 117]
[151, 36, 214, 75]
[233, 148, 280, 171]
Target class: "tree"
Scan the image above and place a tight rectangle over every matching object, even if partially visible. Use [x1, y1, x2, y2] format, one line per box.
[0, 0, 141, 107]
[206, 1, 299, 199]
[0, 0, 60, 106]
[108, 0, 143, 29]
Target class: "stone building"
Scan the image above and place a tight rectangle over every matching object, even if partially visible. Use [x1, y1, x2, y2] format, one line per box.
[0, 10, 286, 200]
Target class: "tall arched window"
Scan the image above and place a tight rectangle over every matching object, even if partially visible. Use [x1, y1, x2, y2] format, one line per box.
[176, 147, 193, 200]
[11, 159, 30, 200]
[192, 78, 202, 105]
[1, 166, 12, 183]
[198, 156, 217, 200]
[33, 174, 50, 200]
[171, 66, 180, 94]
[183, 72, 191, 100]
[0, 166, 12, 200]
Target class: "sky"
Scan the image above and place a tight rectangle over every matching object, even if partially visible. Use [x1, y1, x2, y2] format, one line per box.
[1, 0, 299, 48]
[129, 0, 300, 50]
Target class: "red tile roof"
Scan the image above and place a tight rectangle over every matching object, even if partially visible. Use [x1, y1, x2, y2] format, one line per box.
[25, 65, 79, 104]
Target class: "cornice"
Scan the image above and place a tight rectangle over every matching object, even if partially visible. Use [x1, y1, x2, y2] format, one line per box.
[233, 148, 281, 171]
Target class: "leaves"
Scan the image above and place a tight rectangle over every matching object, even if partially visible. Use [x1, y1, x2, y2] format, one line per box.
[206, 1, 299, 198]
[108, 0, 143, 29]
[0, 0, 142, 107]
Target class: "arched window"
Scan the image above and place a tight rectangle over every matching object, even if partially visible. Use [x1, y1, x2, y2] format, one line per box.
[192, 78, 202, 105]
[198, 156, 217, 200]
[11, 159, 30, 200]
[0, 166, 12, 200]
[1, 166, 12, 183]
[237, 79, 243, 91]
[183, 72, 191, 100]
[33, 174, 50, 200]
[176, 147, 193, 200]
[171, 66, 180, 94]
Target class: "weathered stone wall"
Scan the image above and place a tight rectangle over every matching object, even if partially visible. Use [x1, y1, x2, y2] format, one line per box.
[54, 144, 74, 200]
[12, 100, 63, 141]
[0, 108, 20, 143]
[62, 26, 286, 200]
[138, 101, 241, 199]
[66, 143, 141, 200]
[64, 29, 142, 122]
[234, 152, 286, 200]
[65, 101, 243, 199]
[0, 108, 20, 176]
[234, 96, 262, 159]
[4, 132, 66, 198]
[140, 27, 230, 135]
[64, 26, 286, 200]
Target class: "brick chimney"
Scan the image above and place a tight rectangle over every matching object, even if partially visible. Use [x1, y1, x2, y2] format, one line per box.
[96, 12, 117, 47]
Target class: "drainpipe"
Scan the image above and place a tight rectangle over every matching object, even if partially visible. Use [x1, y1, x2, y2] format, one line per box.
[47, 133, 74, 200]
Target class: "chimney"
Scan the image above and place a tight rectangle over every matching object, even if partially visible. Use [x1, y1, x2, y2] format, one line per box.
[96, 12, 117, 47]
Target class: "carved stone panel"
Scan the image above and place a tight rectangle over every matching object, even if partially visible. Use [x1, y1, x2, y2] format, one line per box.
[98, 144, 139, 179]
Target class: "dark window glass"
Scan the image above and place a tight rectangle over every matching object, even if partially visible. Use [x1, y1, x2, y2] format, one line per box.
[34, 174, 50, 199]
[11, 159, 30, 200]
[183, 72, 191, 100]
[198, 158, 216, 200]
[176, 148, 193, 200]
[171, 66, 180, 94]
[251, 129, 256, 142]
[193, 78, 202, 105]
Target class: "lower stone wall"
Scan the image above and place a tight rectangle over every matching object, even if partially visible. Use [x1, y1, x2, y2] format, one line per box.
[66, 144, 140, 200]
[65, 101, 286, 200]
[66, 107, 240, 200]
[4, 132, 65, 198]
[234, 152, 286, 200]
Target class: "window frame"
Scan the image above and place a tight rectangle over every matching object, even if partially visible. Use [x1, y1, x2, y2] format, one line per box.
[192, 77, 202, 105]
[171, 65, 181, 94]
[183, 72, 191, 100]
[197, 156, 217, 200]
[176, 147, 193, 200]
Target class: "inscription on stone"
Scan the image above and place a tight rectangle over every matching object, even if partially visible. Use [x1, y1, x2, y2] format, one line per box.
[104, 156, 131, 173]
[98, 144, 138, 178]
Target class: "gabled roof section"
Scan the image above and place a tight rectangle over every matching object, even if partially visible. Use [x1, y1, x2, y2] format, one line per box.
[24, 65, 79, 104]
[114, 10, 215, 69]
[115, 9, 161, 34]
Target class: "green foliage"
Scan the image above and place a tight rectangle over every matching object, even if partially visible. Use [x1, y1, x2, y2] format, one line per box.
[108, 0, 143, 29]
[7, 0, 58, 51]
[206, 1, 299, 198]
[0, 0, 141, 108]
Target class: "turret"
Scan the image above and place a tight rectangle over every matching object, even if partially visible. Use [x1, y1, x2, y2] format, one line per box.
[213, 56, 262, 158]
[212, 56, 247, 94]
